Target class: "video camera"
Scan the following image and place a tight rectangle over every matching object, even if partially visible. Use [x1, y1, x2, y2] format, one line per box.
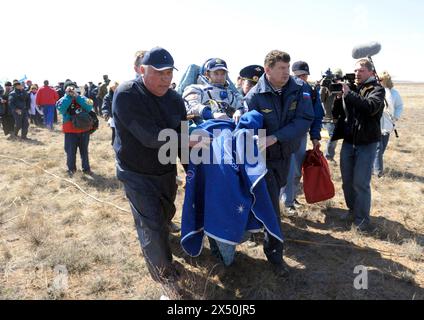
[321, 69, 356, 94]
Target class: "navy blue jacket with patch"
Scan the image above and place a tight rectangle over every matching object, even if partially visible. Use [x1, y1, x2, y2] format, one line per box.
[245, 75, 314, 183]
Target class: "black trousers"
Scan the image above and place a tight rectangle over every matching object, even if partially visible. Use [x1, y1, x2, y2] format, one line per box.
[263, 166, 287, 266]
[1, 115, 15, 136]
[13, 111, 29, 138]
[119, 168, 177, 282]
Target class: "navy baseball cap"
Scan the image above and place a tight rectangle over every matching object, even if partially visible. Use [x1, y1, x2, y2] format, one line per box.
[141, 47, 178, 71]
[207, 58, 228, 72]
[292, 61, 310, 76]
[239, 65, 264, 83]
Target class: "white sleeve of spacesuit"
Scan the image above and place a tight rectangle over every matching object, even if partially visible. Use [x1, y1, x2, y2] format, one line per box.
[182, 85, 209, 118]
[232, 91, 245, 112]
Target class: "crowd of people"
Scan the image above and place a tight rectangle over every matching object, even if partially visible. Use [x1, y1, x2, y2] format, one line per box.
[0, 76, 114, 176]
[0, 46, 404, 291]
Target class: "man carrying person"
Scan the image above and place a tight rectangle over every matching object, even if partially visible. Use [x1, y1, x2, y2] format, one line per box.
[113, 47, 199, 284]
[245, 50, 315, 276]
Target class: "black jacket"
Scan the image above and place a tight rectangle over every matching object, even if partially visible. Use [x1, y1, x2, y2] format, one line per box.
[332, 78, 385, 145]
[113, 79, 187, 175]
[8, 89, 29, 112]
[101, 89, 114, 116]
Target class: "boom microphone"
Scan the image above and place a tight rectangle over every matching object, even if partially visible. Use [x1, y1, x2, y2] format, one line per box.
[352, 42, 381, 59]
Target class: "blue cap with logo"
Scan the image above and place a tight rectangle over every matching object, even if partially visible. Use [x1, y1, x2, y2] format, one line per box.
[207, 58, 228, 72]
[142, 47, 178, 71]
[292, 61, 310, 76]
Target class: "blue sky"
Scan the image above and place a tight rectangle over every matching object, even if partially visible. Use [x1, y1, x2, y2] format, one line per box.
[1, 0, 423, 85]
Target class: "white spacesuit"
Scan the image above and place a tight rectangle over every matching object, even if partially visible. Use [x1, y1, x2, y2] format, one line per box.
[182, 58, 244, 122]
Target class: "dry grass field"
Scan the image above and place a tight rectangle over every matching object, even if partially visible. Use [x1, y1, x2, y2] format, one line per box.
[0, 83, 423, 300]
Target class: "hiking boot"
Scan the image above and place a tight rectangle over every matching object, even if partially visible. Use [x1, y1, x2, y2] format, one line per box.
[271, 262, 290, 279]
[7, 135, 17, 141]
[82, 169, 93, 175]
[355, 222, 377, 234]
[67, 170, 76, 178]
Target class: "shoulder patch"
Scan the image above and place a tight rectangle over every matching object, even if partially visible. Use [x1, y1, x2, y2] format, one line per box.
[260, 108, 273, 114]
[289, 101, 297, 111]
[185, 93, 199, 101]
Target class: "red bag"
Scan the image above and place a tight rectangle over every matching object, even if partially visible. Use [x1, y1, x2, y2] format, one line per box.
[302, 146, 335, 204]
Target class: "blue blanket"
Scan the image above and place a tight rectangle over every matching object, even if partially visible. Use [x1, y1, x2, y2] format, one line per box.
[181, 111, 284, 257]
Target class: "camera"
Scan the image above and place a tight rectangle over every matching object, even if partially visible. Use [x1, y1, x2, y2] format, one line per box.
[321, 69, 356, 94]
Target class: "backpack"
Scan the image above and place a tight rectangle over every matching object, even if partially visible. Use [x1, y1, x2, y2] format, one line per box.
[88, 111, 99, 134]
[69, 98, 97, 133]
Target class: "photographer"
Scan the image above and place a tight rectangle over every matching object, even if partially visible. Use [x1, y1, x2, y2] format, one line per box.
[332, 59, 385, 232]
[56, 81, 94, 177]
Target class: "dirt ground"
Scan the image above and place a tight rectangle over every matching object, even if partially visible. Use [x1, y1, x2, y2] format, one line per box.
[0, 83, 423, 300]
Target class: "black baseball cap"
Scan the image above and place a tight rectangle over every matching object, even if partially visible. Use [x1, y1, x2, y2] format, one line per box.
[141, 47, 178, 71]
[292, 61, 310, 76]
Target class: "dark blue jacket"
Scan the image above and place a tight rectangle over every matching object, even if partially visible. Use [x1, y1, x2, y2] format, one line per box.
[101, 90, 114, 116]
[304, 81, 324, 141]
[245, 75, 314, 155]
[113, 78, 187, 175]
[8, 89, 29, 112]
[245, 75, 314, 186]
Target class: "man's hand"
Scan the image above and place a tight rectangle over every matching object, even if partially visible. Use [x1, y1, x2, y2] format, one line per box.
[312, 139, 321, 149]
[258, 135, 278, 151]
[232, 109, 242, 124]
[213, 112, 230, 120]
[189, 134, 212, 149]
[15, 109, 22, 115]
[342, 83, 351, 97]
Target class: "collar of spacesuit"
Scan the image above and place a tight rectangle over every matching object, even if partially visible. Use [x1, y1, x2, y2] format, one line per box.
[198, 74, 229, 89]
